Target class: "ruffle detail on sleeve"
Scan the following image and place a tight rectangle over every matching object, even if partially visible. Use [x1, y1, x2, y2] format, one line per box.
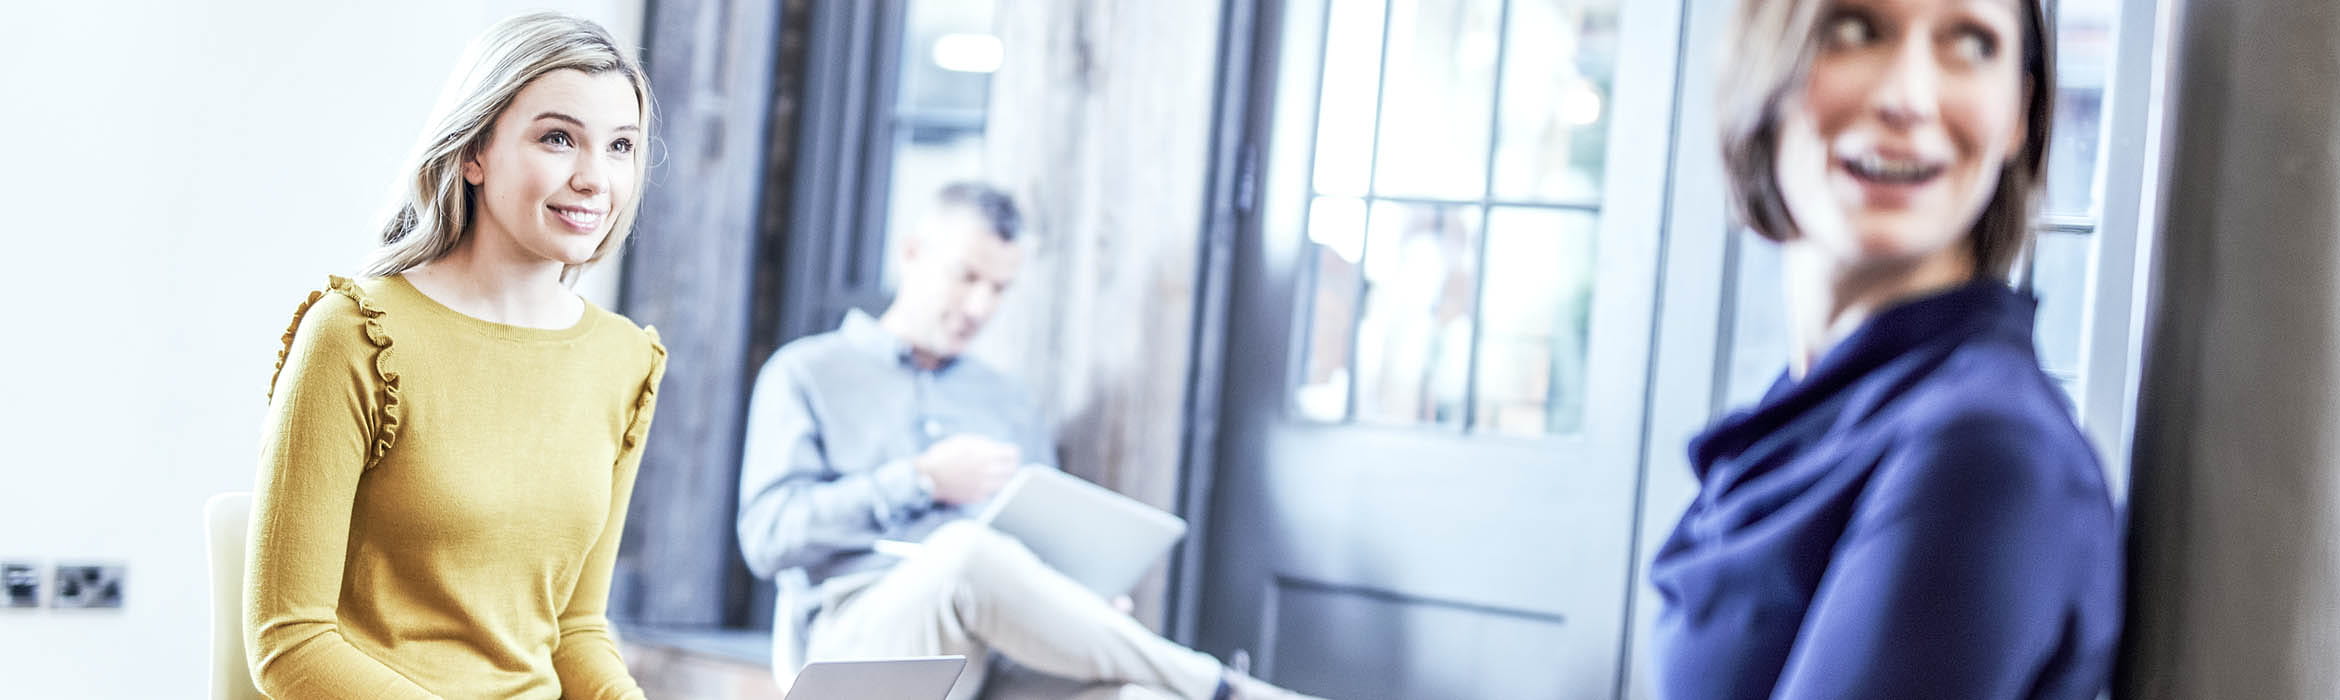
[622, 326, 667, 452]
[267, 289, 328, 403]
[267, 276, 402, 469]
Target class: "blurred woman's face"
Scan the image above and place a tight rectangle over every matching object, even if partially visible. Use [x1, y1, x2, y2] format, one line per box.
[1774, 0, 2029, 275]
[462, 68, 642, 266]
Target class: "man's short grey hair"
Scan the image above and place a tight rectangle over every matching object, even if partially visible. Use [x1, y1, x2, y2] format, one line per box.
[935, 182, 1022, 242]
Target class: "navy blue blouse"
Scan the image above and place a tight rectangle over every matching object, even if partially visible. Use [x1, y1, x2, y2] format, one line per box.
[1651, 281, 2121, 700]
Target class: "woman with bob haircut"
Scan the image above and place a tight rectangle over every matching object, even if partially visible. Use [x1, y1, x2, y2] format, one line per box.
[244, 12, 663, 699]
[1650, 0, 2121, 698]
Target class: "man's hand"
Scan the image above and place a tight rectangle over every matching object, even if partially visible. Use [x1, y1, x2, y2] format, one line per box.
[913, 434, 1020, 505]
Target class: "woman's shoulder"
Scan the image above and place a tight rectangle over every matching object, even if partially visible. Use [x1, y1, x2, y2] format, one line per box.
[1876, 350, 2107, 508]
[268, 275, 399, 399]
[582, 302, 667, 373]
[583, 305, 666, 449]
[1931, 339, 2081, 428]
[282, 274, 385, 324]
[274, 276, 397, 355]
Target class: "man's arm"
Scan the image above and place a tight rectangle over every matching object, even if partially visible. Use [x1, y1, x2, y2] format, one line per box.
[1010, 381, 1058, 471]
[735, 353, 933, 579]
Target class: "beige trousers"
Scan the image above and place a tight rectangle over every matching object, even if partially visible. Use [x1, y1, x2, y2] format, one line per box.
[804, 520, 1224, 700]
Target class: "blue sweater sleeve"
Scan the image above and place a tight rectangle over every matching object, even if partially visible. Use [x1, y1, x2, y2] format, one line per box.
[1770, 412, 2092, 700]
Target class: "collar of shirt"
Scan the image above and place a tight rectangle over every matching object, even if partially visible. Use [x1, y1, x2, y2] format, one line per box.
[840, 309, 961, 373]
[1687, 280, 2039, 478]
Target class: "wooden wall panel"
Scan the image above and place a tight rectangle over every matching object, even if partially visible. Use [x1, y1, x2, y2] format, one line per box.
[975, 0, 1228, 628]
[614, 0, 785, 627]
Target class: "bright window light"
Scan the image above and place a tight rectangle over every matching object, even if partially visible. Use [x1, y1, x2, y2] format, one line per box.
[1561, 81, 1603, 127]
[932, 33, 1003, 74]
[1309, 197, 1367, 264]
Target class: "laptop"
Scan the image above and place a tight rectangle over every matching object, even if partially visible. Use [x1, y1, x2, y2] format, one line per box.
[785, 656, 967, 700]
[975, 466, 1189, 596]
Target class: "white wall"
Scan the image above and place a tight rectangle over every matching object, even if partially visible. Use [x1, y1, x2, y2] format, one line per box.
[0, 2, 642, 696]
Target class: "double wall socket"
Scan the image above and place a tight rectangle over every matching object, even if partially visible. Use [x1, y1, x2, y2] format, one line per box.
[51, 563, 125, 609]
[0, 562, 128, 609]
[3, 562, 38, 608]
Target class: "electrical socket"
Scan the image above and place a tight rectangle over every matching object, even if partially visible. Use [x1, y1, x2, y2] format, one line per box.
[51, 563, 124, 609]
[2, 562, 38, 608]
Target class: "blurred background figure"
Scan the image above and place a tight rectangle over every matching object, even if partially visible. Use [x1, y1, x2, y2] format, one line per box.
[736, 182, 1322, 700]
[1649, 0, 2120, 698]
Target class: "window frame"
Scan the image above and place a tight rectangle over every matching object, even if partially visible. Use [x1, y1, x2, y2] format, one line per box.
[1282, 0, 1631, 440]
[783, 0, 915, 345]
[2061, 0, 2166, 498]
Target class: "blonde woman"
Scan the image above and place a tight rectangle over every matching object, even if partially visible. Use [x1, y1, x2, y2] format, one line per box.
[245, 13, 662, 699]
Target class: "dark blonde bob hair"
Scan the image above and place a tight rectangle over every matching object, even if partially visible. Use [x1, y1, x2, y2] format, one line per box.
[1717, 0, 2055, 280]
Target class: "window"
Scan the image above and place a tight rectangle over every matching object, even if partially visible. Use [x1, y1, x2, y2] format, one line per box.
[1292, 0, 1622, 437]
[2031, 0, 2120, 396]
[879, 0, 999, 293]
[779, 0, 1003, 343]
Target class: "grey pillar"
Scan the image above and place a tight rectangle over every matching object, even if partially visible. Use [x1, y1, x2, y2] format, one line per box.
[2121, 1, 2340, 698]
[613, 0, 786, 627]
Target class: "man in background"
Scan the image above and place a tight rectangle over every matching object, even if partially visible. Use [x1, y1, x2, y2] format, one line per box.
[736, 183, 1320, 700]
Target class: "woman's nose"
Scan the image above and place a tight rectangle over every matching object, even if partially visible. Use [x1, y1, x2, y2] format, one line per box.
[1872, 40, 1941, 129]
[571, 153, 608, 195]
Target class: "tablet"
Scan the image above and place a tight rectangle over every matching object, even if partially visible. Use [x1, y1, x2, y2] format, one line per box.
[976, 466, 1188, 597]
[786, 656, 967, 700]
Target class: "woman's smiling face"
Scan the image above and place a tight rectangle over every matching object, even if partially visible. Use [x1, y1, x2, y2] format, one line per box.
[1775, 0, 2031, 273]
[461, 68, 643, 266]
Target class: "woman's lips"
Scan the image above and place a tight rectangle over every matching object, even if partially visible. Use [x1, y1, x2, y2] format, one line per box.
[1838, 153, 1946, 207]
[549, 204, 606, 233]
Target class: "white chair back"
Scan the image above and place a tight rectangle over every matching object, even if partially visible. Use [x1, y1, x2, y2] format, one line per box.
[205, 492, 264, 700]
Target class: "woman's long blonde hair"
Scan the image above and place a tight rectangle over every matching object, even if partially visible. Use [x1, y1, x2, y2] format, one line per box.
[364, 12, 653, 284]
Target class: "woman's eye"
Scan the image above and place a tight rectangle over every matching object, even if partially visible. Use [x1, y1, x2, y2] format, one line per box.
[1823, 12, 1877, 49]
[540, 130, 573, 148]
[610, 138, 635, 155]
[1951, 28, 2000, 63]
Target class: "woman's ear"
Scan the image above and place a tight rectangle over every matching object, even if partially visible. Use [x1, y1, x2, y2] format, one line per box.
[460, 140, 489, 186]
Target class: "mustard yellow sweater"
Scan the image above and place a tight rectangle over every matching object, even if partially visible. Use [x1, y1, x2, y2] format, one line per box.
[245, 275, 664, 700]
